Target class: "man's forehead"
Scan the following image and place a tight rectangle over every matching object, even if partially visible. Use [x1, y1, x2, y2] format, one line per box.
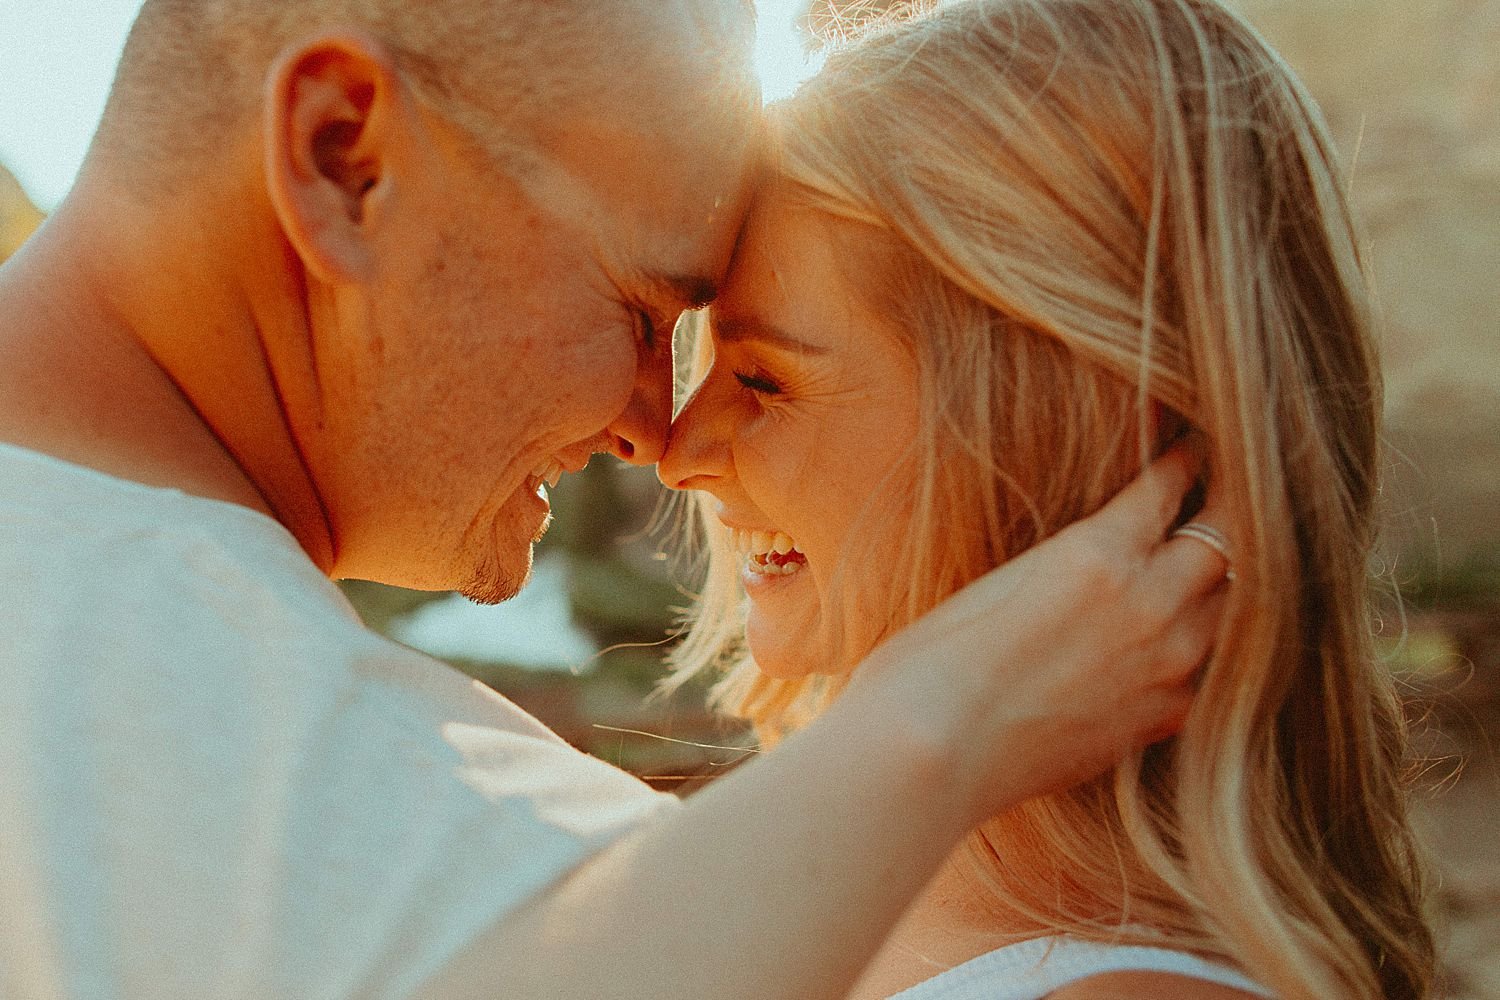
[542, 110, 755, 208]
[488, 0, 762, 293]
[645, 271, 723, 312]
[512, 109, 758, 293]
[642, 175, 758, 308]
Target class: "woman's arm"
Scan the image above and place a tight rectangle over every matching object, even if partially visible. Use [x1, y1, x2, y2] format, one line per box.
[419, 446, 1230, 1000]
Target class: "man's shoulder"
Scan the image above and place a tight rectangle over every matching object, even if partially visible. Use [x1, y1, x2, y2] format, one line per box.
[0, 438, 657, 794]
[0, 447, 676, 998]
[1, 440, 357, 648]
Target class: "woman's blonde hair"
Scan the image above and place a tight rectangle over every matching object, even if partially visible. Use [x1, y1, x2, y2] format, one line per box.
[666, 0, 1432, 996]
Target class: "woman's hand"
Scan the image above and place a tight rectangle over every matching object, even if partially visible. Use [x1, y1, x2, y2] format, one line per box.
[840, 442, 1230, 827]
[426, 443, 1230, 1000]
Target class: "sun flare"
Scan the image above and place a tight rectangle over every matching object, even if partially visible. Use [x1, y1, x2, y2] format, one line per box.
[753, 0, 827, 103]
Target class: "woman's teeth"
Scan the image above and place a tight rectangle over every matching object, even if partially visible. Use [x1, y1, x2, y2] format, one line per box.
[728, 528, 806, 577]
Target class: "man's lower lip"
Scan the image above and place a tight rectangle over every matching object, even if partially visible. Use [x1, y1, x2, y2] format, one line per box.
[523, 479, 550, 512]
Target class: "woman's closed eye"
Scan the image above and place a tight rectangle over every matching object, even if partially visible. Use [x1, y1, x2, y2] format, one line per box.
[734, 369, 783, 395]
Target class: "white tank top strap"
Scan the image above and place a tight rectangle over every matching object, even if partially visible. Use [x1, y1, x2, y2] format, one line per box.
[887, 936, 1275, 1000]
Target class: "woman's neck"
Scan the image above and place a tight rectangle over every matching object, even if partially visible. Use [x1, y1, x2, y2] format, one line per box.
[845, 846, 1040, 1000]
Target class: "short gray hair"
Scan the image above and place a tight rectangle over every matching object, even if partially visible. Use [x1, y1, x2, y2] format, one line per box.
[98, 0, 754, 190]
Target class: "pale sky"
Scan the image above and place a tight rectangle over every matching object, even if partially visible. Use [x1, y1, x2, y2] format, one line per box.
[0, 0, 145, 210]
[0, 0, 819, 212]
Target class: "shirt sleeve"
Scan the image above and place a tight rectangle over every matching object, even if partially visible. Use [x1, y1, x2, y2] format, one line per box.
[0, 507, 676, 1000]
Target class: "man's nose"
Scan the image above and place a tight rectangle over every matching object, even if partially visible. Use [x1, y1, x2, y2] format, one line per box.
[604, 337, 674, 466]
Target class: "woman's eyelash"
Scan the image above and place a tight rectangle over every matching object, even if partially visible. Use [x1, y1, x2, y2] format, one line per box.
[734, 370, 783, 395]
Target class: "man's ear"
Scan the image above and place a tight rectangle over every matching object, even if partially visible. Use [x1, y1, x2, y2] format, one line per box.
[263, 33, 403, 286]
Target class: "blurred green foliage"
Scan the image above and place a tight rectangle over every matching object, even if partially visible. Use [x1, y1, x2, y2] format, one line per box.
[1397, 549, 1500, 612]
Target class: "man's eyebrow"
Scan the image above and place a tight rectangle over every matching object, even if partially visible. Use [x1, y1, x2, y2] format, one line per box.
[647, 271, 720, 311]
[713, 316, 830, 354]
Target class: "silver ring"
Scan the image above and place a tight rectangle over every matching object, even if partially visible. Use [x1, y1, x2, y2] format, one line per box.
[1170, 521, 1236, 581]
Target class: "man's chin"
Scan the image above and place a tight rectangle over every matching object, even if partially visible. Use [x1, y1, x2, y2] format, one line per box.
[531, 509, 553, 544]
[458, 566, 527, 606]
[457, 542, 537, 606]
[449, 494, 555, 605]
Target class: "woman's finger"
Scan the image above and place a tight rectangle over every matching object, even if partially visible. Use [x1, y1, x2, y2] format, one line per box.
[1088, 439, 1205, 552]
[1132, 536, 1228, 643]
[1172, 471, 1233, 569]
[1137, 474, 1235, 612]
[1152, 586, 1229, 686]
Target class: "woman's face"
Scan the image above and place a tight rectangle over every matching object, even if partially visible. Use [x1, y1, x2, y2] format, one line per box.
[658, 190, 923, 678]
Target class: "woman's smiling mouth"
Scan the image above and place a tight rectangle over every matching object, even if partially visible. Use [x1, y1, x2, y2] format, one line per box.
[727, 526, 808, 577]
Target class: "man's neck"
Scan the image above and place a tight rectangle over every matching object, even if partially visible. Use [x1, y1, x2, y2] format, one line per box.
[0, 172, 336, 571]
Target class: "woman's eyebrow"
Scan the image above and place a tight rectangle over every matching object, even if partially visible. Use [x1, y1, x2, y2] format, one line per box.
[713, 316, 830, 354]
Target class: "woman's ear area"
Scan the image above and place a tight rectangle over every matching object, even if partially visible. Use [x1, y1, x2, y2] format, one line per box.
[262, 31, 406, 285]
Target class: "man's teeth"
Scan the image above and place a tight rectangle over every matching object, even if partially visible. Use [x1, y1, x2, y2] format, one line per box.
[727, 528, 805, 576]
[531, 458, 565, 488]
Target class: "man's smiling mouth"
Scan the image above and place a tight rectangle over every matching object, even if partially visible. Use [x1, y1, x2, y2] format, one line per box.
[530, 456, 566, 489]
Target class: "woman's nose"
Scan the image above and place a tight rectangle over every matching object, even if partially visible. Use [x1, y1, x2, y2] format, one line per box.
[658, 378, 733, 492]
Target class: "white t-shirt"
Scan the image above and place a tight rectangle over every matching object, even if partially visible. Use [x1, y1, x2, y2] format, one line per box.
[0, 443, 677, 999]
[888, 937, 1273, 999]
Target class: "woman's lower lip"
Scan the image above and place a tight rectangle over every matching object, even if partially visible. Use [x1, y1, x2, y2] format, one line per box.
[741, 562, 806, 594]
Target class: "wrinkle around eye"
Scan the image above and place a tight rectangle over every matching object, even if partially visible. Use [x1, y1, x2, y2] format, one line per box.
[630, 307, 658, 353]
[734, 369, 783, 395]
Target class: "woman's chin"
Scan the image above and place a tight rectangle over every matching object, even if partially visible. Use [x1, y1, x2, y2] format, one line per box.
[746, 636, 818, 679]
[746, 620, 860, 680]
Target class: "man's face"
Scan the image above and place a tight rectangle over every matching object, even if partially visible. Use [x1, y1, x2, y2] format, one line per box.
[317, 91, 757, 600]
